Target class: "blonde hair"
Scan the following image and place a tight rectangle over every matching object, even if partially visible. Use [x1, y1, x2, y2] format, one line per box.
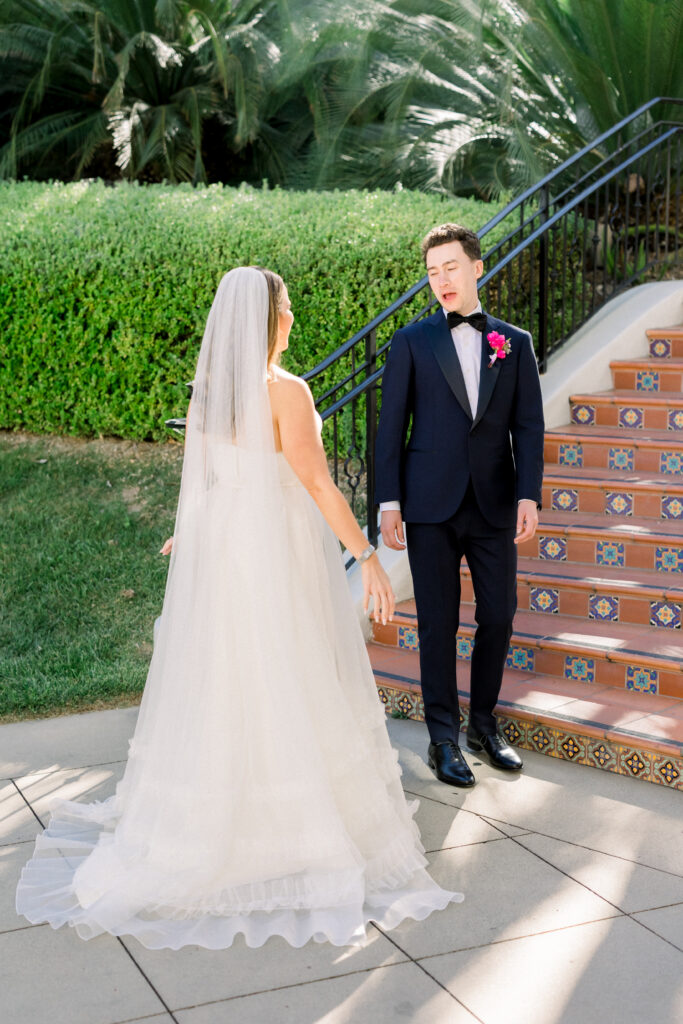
[252, 266, 286, 365]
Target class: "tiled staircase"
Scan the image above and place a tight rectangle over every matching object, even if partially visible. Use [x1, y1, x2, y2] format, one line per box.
[369, 326, 683, 790]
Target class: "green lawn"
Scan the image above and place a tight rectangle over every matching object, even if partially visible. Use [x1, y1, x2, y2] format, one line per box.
[0, 431, 184, 721]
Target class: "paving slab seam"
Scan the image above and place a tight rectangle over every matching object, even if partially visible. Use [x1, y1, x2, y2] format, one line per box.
[117, 937, 182, 1023]
[512, 827, 683, 881]
[404, 790, 512, 839]
[423, 836, 511, 855]
[412, 913, 632, 962]
[368, 923, 485, 1024]
[1, 757, 128, 782]
[157, 960, 416, 1015]
[508, 834, 683, 955]
[10, 778, 46, 829]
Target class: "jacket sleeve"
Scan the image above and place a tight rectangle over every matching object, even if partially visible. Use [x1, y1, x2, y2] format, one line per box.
[374, 329, 413, 505]
[511, 331, 545, 509]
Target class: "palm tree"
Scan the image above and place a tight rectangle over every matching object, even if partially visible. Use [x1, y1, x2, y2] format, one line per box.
[300, 0, 683, 197]
[0, 0, 281, 182]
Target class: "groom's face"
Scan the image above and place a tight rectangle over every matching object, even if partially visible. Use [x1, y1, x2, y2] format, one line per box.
[426, 241, 483, 314]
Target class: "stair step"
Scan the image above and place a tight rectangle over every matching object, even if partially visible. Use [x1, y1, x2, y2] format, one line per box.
[518, 513, 683, 572]
[369, 644, 683, 788]
[609, 358, 683, 392]
[544, 426, 683, 475]
[570, 390, 683, 431]
[647, 327, 683, 359]
[372, 604, 683, 698]
[458, 558, 683, 629]
[542, 469, 683, 519]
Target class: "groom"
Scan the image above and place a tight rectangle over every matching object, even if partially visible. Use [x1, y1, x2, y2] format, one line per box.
[375, 223, 544, 787]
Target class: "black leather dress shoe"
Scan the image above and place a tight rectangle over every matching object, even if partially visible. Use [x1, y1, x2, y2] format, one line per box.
[427, 740, 475, 787]
[466, 728, 523, 771]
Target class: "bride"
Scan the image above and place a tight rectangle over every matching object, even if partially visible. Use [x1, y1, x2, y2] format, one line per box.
[16, 266, 463, 950]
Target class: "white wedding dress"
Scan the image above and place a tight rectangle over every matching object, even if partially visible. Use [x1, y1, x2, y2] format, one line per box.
[15, 268, 462, 950]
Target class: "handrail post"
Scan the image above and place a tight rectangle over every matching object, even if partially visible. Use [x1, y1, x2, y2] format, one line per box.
[365, 327, 378, 547]
[537, 185, 550, 371]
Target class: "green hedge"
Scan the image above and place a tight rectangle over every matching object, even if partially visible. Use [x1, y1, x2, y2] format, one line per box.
[0, 181, 505, 441]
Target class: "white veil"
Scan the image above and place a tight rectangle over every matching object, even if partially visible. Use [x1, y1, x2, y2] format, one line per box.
[17, 266, 462, 949]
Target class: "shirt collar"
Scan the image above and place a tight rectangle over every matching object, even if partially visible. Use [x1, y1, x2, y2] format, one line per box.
[442, 300, 483, 320]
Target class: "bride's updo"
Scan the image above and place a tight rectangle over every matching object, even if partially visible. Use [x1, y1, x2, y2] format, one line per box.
[252, 266, 286, 365]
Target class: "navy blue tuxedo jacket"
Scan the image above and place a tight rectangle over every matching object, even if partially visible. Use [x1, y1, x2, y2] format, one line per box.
[374, 309, 545, 528]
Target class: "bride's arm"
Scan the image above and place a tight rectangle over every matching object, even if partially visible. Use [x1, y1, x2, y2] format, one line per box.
[272, 375, 394, 623]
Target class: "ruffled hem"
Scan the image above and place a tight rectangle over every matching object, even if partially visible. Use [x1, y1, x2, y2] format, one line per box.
[16, 798, 463, 951]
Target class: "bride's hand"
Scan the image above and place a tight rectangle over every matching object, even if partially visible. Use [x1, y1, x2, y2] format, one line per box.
[362, 554, 395, 626]
[159, 536, 174, 556]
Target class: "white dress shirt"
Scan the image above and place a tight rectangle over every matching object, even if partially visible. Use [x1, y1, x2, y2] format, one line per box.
[379, 304, 534, 515]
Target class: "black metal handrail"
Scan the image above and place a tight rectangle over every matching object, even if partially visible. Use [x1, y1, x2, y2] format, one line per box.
[302, 97, 682, 554]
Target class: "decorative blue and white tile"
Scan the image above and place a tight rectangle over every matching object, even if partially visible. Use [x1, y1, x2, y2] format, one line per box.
[564, 655, 595, 683]
[655, 546, 683, 573]
[456, 635, 473, 660]
[668, 410, 683, 431]
[650, 601, 681, 629]
[606, 492, 633, 516]
[538, 536, 567, 561]
[398, 625, 419, 650]
[608, 447, 634, 471]
[626, 666, 658, 695]
[596, 540, 625, 567]
[506, 645, 535, 672]
[660, 451, 683, 475]
[662, 496, 683, 519]
[636, 370, 659, 391]
[529, 587, 559, 614]
[551, 488, 578, 512]
[559, 443, 583, 467]
[571, 404, 595, 426]
[650, 337, 672, 358]
[589, 594, 619, 621]
[618, 407, 644, 429]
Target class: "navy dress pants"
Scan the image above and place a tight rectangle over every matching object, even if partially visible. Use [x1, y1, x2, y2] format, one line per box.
[405, 480, 517, 742]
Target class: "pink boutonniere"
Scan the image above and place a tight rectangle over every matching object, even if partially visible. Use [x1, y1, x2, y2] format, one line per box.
[487, 331, 512, 367]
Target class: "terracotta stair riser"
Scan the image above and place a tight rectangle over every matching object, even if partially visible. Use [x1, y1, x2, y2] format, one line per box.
[372, 621, 683, 699]
[544, 437, 683, 476]
[610, 364, 683, 392]
[518, 530, 683, 574]
[570, 398, 683, 431]
[648, 332, 683, 359]
[458, 576, 683, 630]
[542, 480, 683, 519]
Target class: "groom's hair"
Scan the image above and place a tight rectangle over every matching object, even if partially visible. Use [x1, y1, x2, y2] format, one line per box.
[421, 223, 481, 263]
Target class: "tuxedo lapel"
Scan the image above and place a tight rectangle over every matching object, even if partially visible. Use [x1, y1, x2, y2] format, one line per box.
[427, 311, 472, 421]
[472, 314, 502, 429]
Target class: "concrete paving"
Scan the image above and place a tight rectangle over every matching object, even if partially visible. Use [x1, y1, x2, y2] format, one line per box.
[2, 708, 682, 1024]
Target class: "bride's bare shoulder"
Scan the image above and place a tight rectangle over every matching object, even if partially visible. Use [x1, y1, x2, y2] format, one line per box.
[267, 367, 314, 410]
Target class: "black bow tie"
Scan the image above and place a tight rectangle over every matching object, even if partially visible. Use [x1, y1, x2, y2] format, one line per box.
[447, 310, 487, 332]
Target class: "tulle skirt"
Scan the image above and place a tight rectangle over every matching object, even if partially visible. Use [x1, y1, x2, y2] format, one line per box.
[15, 454, 462, 949]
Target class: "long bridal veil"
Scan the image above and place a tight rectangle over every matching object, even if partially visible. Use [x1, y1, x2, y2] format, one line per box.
[16, 267, 462, 949]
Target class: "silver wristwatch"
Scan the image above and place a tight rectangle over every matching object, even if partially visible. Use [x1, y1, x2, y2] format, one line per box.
[357, 544, 376, 564]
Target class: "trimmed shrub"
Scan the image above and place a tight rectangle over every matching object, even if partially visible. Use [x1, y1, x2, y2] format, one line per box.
[0, 181, 505, 440]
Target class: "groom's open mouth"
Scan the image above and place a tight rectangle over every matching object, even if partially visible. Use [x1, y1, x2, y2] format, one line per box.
[441, 291, 457, 304]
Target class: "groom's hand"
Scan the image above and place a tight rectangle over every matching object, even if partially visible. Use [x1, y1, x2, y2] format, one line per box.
[515, 500, 538, 545]
[381, 510, 407, 550]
